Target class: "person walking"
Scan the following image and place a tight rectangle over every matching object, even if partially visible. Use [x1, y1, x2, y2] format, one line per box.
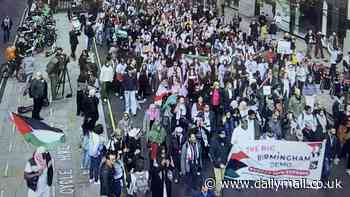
[80, 129, 90, 174]
[100, 57, 114, 102]
[322, 127, 341, 180]
[209, 130, 230, 196]
[181, 133, 202, 195]
[100, 152, 116, 197]
[29, 72, 47, 120]
[150, 147, 174, 197]
[88, 124, 105, 184]
[69, 29, 79, 59]
[122, 68, 138, 116]
[84, 22, 95, 51]
[1, 16, 12, 43]
[24, 146, 53, 197]
[128, 159, 150, 197]
[82, 88, 99, 134]
[112, 151, 126, 197]
[76, 75, 88, 116]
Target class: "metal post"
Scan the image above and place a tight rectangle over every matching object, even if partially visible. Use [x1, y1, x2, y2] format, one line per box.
[322, 0, 328, 35]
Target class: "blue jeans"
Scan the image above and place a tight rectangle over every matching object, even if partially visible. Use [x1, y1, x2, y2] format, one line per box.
[112, 179, 122, 197]
[89, 156, 101, 181]
[87, 37, 93, 51]
[81, 149, 90, 169]
[124, 90, 137, 115]
[3, 30, 10, 42]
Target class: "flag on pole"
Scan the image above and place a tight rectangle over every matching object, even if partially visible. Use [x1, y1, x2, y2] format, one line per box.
[10, 112, 65, 148]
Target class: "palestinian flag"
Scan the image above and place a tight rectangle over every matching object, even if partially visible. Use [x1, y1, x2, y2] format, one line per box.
[224, 151, 249, 180]
[10, 112, 65, 148]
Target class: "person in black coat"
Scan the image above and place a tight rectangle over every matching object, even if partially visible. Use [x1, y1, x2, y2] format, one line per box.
[151, 146, 174, 197]
[79, 14, 86, 31]
[170, 127, 186, 183]
[29, 72, 48, 120]
[85, 22, 95, 51]
[69, 30, 79, 59]
[249, 20, 259, 41]
[76, 74, 88, 116]
[82, 88, 99, 134]
[100, 152, 116, 197]
[269, 21, 278, 40]
[322, 127, 341, 180]
[209, 131, 230, 195]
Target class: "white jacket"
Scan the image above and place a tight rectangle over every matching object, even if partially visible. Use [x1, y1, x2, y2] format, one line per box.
[99, 65, 114, 82]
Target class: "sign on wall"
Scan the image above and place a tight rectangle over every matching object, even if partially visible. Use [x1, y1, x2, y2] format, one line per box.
[225, 140, 325, 181]
[275, 0, 290, 32]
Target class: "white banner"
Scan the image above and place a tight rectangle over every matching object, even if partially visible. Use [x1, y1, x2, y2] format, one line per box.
[225, 140, 325, 181]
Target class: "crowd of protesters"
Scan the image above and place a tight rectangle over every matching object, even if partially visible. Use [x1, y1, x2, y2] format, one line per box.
[62, 0, 350, 196]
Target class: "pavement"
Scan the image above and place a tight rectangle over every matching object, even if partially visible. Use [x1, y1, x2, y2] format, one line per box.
[0, 12, 106, 197]
[223, 7, 335, 64]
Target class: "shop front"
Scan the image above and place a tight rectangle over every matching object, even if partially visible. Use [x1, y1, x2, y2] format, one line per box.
[259, 0, 347, 38]
[225, 0, 256, 17]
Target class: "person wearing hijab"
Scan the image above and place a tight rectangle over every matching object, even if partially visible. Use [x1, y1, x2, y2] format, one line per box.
[24, 146, 53, 197]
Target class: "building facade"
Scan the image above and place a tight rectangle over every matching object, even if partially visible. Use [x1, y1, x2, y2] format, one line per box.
[225, 0, 349, 50]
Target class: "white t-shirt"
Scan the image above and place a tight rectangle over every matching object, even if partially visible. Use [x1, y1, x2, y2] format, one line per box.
[231, 126, 254, 145]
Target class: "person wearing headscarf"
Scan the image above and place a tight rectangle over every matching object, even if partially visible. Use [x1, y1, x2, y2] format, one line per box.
[150, 146, 174, 197]
[147, 119, 167, 166]
[118, 112, 133, 137]
[142, 104, 160, 134]
[24, 146, 53, 197]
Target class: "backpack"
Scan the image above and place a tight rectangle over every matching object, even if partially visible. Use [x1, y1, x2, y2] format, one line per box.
[133, 171, 149, 194]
